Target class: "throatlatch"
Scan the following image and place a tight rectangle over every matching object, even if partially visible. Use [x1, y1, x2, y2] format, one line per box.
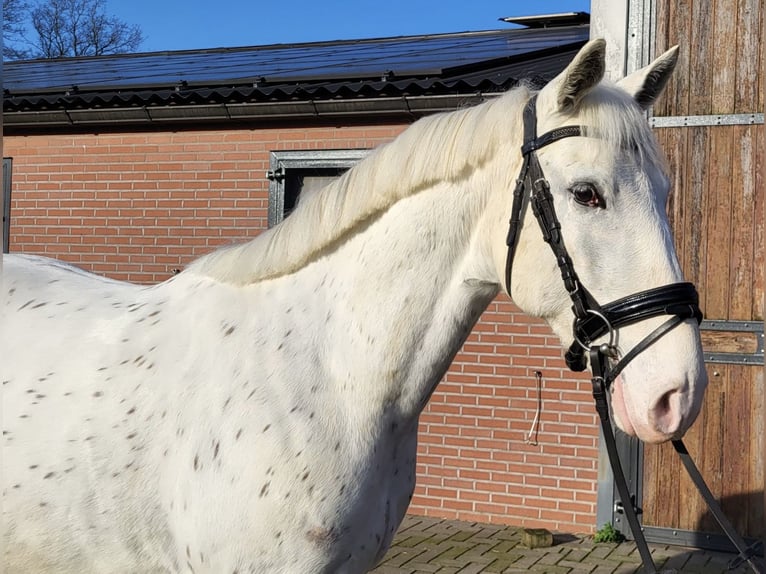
[505, 95, 762, 574]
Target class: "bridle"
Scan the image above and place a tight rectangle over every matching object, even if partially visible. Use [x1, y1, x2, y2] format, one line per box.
[505, 95, 703, 380]
[504, 95, 762, 574]
[503, 96, 761, 573]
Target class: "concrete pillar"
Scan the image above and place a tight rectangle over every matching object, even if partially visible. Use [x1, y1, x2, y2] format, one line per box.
[589, 0, 629, 80]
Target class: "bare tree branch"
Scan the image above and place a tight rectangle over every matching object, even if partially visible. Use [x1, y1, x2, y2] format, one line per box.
[27, 0, 144, 58]
[3, 0, 33, 59]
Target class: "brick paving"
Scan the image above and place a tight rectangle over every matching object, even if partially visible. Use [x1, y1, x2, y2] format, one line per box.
[371, 515, 763, 574]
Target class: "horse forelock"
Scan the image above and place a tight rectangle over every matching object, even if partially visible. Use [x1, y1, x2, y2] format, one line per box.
[574, 83, 665, 171]
[187, 86, 532, 285]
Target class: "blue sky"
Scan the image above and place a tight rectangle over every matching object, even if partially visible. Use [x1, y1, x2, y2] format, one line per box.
[109, 1, 590, 53]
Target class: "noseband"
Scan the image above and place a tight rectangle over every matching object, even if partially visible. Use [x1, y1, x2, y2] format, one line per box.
[504, 95, 702, 383]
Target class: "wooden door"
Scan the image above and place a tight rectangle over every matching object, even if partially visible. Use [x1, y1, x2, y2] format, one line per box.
[637, 0, 764, 549]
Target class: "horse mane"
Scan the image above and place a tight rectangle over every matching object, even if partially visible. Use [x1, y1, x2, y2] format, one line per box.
[187, 80, 663, 285]
[187, 86, 532, 285]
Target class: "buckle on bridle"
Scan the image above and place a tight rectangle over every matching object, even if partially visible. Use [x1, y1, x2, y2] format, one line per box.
[573, 308, 618, 354]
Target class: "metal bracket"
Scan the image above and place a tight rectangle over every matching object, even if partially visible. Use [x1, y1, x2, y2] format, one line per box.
[700, 320, 764, 365]
[651, 113, 764, 128]
[266, 166, 285, 182]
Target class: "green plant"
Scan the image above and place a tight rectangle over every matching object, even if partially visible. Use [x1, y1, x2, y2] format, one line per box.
[593, 523, 625, 543]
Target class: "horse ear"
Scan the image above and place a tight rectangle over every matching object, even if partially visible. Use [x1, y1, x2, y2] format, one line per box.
[617, 46, 679, 109]
[548, 38, 606, 113]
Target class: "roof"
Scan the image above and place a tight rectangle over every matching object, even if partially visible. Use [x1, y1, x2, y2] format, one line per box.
[3, 21, 589, 131]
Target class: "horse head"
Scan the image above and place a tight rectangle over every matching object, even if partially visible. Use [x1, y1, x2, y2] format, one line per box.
[490, 40, 707, 444]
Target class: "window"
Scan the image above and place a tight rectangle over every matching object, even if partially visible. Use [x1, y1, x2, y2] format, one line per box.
[2, 158, 12, 254]
[267, 150, 369, 227]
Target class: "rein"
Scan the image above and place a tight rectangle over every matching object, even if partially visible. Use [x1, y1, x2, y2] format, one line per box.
[505, 95, 762, 574]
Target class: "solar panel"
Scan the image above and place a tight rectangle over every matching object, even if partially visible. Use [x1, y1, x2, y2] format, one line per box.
[4, 26, 589, 95]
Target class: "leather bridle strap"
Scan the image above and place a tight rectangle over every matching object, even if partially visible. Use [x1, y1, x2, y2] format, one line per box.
[504, 96, 596, 321]
[590, 347, 659, 571]
[505, 97, 583, 296]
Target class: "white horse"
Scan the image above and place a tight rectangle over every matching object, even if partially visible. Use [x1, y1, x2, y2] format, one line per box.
[1, 40, 706, 573]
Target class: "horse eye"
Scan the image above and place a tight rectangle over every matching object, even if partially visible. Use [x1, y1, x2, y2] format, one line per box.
[570, 183, 605, 208]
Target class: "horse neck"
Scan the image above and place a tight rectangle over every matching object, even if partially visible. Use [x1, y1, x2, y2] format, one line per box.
[311, 177, 499, 427]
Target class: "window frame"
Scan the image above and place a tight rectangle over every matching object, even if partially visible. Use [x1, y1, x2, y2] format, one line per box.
[267, 149, 369, 227]
[3, 158, 12, 254]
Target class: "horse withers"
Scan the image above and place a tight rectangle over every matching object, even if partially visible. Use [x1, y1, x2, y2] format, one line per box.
[2, 40, 706, 573]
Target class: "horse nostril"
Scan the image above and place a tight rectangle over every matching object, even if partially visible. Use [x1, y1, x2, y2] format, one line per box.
[650, 389, 683, 436]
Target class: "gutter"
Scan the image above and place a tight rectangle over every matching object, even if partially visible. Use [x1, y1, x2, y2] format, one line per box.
[3, 93, 495, 132]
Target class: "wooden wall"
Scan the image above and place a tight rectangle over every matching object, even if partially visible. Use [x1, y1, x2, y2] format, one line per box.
[641, 0, 764, 541]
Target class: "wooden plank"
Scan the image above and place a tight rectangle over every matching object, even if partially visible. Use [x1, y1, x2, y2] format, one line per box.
[703, 128, 733, 317]
[695, 367, 727, 532]
[748, 367, 764, 536]
[654, 0, 692, 117]
[641, 440, 661, 526]
[735, 0, 762, 112]
[657, 129, 685, 269]
[760, 0, 766, 112]
[729, 125, 756, 320]
[712, 0, 738, 113]
[653, 0, 673, 117]
[679, 379, 710, 532]
[642, 440, 682, 527]
[683, 127, 710, 289]
[720, 364, 752, 535]
[689, 0, 714, 115]
[700, 329, 760, 354]
[753, 125, 764, 321]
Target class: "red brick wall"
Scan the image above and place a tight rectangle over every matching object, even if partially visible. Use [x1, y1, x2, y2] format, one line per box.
[4, 124, 599, 533]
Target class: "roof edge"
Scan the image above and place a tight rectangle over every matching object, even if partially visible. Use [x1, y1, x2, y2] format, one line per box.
[2, 93, 497, 132]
